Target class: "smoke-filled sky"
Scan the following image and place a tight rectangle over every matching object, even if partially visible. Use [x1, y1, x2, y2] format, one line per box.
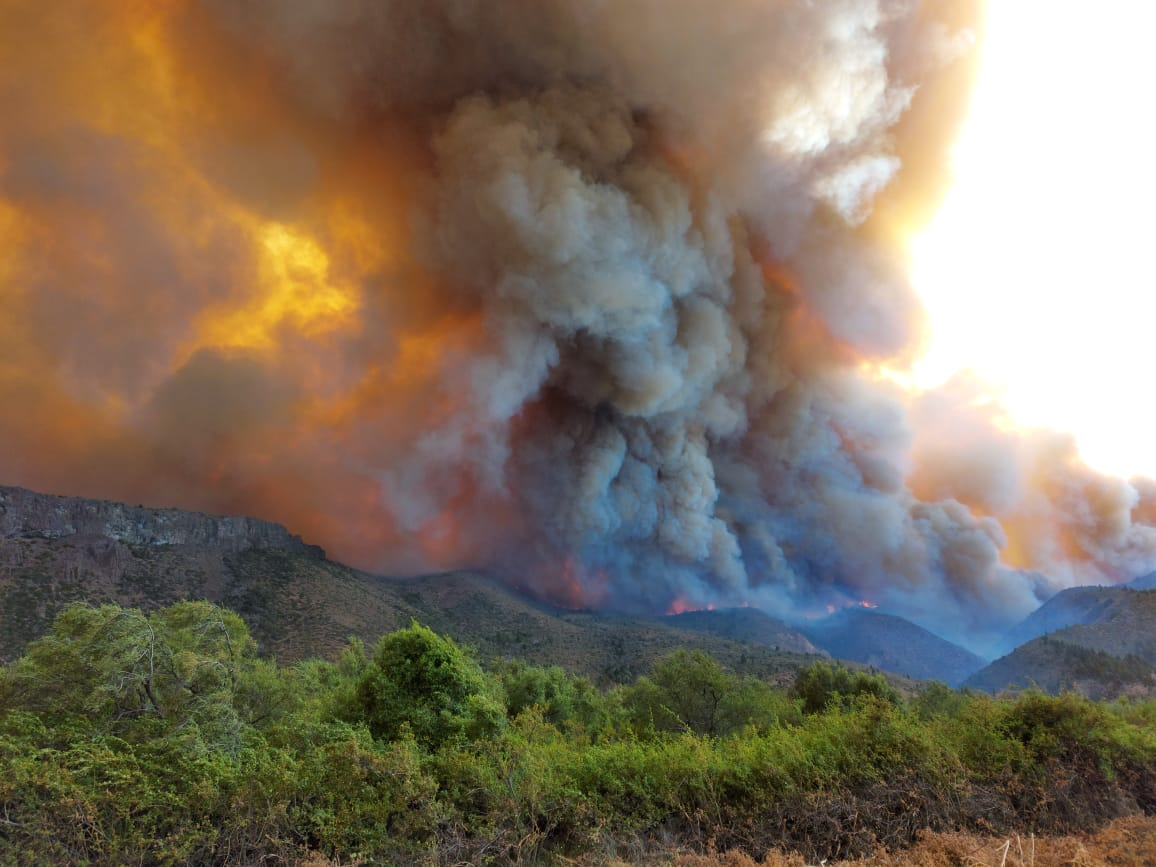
[909, 0, 1156, 482]
[1, 0, 1154, 651]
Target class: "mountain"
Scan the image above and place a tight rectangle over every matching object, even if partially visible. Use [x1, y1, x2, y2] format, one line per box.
[799, 608, 987, 687]
[999, 585, 1128, 654]
[0, 485, 826, 685]
[0, 485, 327, 660]
[963, 635, 1156, 700]
[999, 585, 1156, 662]
[968, 586, 1156, 698]
[1129, 571, 1156, 590]
[663, 607, 824, 656]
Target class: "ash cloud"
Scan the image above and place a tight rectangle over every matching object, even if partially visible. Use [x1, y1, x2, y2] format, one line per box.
[1, 0, 1153, 651]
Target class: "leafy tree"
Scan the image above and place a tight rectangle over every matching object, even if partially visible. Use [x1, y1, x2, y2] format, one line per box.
[0, 601, 259, 752]
[718, 676, 802, 732]
[353, 622, 505, 749]
[292, 637, 370, 724]
[620, 650, 796, 737]
[913, 680, 970, 720]
[497, 659, 607, 732]
[621, 650, 729, 735]
[790, 660, 899, 715]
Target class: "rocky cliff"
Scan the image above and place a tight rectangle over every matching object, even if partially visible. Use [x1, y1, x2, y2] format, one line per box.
[0, 485, 322, 555]
[0, 486, 326, 659]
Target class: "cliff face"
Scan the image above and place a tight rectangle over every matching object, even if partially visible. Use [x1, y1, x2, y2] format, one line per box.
[0, 486, 326, 660]
[0, 486, 322, 556]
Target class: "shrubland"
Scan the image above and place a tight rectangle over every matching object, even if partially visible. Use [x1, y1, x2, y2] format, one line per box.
[1, 602, 1154, 865]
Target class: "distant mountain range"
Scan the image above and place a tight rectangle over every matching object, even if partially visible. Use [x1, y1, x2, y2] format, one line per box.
[964, 583, 1156, 699]
[0, 485, 818, 686]
[4, 483, 1156, 698]
[1129, 571, 1156, 590]
[799, 609, 988, 687]
[663, 607, 824, 656]
[963, 636, 1156, 700]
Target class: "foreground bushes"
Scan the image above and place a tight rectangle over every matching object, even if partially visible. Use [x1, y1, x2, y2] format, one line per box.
[1, 603, 1154, 865]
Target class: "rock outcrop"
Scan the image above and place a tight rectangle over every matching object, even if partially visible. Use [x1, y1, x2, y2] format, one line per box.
[0, 485, 322, 556]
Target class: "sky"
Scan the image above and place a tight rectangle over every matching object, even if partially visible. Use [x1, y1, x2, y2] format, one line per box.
[909, 0, 1156, 480]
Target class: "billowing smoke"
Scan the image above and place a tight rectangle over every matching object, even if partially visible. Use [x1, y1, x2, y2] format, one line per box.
[1, 0, 1153, 650]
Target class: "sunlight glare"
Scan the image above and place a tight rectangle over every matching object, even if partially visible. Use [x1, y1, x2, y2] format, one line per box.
[908, 2, 1156, 479]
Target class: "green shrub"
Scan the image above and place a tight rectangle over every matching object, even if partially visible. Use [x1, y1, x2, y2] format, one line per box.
[791, 660, 899, 714]
[5, 602, 1156, 863]
[497, 659, 608, 734]
[354, 622, 506, 749]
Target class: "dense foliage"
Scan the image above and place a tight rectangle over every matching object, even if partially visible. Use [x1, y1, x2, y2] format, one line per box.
[1, 602, 1154, 865]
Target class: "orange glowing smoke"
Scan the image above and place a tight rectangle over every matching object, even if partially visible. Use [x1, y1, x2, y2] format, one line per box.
[0, 0, 487, 572]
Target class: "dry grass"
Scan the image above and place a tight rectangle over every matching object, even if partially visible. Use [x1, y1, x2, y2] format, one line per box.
[664, 814, 1156, 867]
[289, 816, 1156, 866]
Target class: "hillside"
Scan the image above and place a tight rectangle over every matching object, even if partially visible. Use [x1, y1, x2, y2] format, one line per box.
[370, 571, 825, 686]
[800, 608, 987, 686]
[999, 584, 1128, 653]
[1129, 571, 1156, 590]
[0, 485, 326, 660]
[0, 485, 830, 684]
[967, 587, 1156, 698]
[964, 635, 1156, 700]
[663, 607, 824, 656]
[999, 585, 1156, 662]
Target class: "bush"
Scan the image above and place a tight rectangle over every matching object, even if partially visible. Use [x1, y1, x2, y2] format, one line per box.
[619, 650, 794, 737]
[5, 603, 1156, 863]
[353, 622, 506, 749]
[791, 660, 899, 714]
[497, 659, 608, 734]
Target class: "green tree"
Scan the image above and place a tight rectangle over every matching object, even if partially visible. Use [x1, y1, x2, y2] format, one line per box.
[0, 601, 260, 752]
[623, 650, 742, 736]
[353, 622, 505, 749]
[913, 680, 970, 720]
[497, 659, 607, 732]
[790, 660, 899, 715]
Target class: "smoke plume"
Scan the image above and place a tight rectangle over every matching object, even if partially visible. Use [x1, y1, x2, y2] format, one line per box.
[2, 0, 1153, 650]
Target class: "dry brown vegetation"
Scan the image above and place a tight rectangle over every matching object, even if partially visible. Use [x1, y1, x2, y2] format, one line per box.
[665, 814, 1156, 867]
[292, 815, 1156, 866]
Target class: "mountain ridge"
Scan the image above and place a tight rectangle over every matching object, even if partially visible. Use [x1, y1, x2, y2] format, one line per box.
[9, 482, 1156, 699]
[0, 484, 321, 555]
[662, 607, 824, 657]
[800, 608, 988, 687]
[0, 485, 831, 686]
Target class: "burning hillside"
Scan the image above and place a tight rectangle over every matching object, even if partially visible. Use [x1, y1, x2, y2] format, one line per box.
[2, 0, 1154, 649]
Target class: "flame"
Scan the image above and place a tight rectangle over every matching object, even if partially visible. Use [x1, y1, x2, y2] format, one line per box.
[665, 596, 715, 615]
[667, 595, 693, 615]
[858, 600, 878, 609]
[545, 557, 612, 611]
[195, 223, 359, 353]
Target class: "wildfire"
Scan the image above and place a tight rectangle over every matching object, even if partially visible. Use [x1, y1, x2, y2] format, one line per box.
[2, 0, 1153, 641]
[666, 596, 715, 616]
